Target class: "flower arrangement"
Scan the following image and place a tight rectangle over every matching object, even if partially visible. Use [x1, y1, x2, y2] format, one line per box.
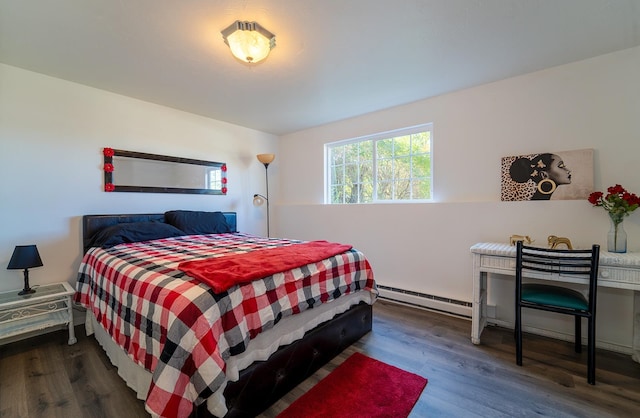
[588, 184, 640, 224]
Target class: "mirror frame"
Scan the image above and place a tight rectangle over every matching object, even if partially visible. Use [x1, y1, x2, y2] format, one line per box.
[103, 148, 228, 195]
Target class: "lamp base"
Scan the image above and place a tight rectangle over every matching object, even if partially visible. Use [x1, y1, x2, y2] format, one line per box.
[18, 288, 36, 296]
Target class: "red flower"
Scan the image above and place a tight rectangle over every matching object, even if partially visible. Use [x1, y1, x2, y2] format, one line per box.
[588, 192, 602, 205]
[221, 177, 227, 184]
[608, 184, 625, 195]
[221, 164, 227, 172]
[104, 183, 115, 192]
[103, 148, 115, 157]
[221, 187, 227, 194]
[624, 192, 640, 206]
[104, 163, 114, 172]
[588, 184, 639, 224]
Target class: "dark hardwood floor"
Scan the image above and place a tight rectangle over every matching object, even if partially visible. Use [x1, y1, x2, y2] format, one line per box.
[2, 299, 639, 417]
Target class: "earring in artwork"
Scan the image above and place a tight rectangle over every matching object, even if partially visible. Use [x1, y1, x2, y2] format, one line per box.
[537, 179, 557, 194]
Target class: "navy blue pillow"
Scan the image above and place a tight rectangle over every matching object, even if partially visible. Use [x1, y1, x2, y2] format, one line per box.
[164, 210, 232, 235]
[88, 221, 186, 249]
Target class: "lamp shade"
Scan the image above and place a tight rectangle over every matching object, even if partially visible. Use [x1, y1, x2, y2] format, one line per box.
[221, 21, 276, 63]
[253, 194, 266, 206]
[7, 245, 43, 270]
[257, 154, 275, 165]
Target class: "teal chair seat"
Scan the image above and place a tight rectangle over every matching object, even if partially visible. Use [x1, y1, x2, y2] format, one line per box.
[521, 284, 588, 311]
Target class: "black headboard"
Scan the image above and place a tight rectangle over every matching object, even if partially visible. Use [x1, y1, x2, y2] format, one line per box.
[82, 212, 237, 253]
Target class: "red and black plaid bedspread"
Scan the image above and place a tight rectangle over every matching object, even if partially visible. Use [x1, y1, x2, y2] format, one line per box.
[74, 233, 376, 418]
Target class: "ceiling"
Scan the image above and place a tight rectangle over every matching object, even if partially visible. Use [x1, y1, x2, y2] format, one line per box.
[1, 1, 639, 136]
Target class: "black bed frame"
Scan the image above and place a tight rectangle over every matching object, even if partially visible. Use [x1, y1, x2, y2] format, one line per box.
[81, 213, 373, 418]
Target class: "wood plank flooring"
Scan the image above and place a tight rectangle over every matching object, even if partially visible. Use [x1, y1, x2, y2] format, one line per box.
[2, 299, 639, 417]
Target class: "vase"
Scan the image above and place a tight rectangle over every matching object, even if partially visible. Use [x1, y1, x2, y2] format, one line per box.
[607, 217, 627, 253]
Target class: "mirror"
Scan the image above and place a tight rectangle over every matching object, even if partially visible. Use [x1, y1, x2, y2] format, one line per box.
[103, 148, 227, 194]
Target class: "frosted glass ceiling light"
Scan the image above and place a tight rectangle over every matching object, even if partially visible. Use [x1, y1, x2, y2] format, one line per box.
[221, 21, 276, 64]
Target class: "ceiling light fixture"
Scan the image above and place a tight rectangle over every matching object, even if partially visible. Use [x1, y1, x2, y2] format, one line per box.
[221, 20, 276, 64]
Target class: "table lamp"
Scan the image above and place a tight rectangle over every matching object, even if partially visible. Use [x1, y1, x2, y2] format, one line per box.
[7, 245, 43, 295]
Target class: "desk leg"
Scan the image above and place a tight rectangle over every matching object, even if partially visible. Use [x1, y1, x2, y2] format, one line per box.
[633, 291, 640, 363]
[471, 268, 487, 345]
[67, 295, 77, 345]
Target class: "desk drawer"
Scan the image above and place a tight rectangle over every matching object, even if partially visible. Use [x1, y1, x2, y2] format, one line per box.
[480, 255, 516, 271]
[599, 266, 640, 286]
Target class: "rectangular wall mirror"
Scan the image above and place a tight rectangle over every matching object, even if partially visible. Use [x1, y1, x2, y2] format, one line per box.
[103, 148, 227, 194]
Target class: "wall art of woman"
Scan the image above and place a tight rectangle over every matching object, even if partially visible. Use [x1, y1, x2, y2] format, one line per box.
[509, 153, 571, 200]
[501, 149, 593, 202]
[501, 150, 592, 201]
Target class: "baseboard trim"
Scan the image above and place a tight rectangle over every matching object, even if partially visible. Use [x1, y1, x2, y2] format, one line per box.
[377, 285, 472, 319]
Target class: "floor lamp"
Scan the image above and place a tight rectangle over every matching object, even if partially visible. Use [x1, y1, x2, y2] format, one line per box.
[253, 153, 275, 237]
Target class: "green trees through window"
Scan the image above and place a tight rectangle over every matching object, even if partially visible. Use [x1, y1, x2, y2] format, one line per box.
[327, 124, 432, 204]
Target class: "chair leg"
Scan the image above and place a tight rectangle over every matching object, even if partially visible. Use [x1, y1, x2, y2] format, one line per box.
[516, 304, 522, 366]
[574, 316, 582, 353]
[588, 316, 596, 385]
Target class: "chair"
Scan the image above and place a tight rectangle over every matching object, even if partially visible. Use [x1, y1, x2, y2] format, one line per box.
[515, 241, 600, 384]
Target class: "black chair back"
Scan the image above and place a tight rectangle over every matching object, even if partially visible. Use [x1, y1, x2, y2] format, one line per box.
[515, 241, 600, 384]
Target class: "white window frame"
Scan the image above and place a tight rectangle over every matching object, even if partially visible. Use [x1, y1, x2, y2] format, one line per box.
[325, 123, 433, 204]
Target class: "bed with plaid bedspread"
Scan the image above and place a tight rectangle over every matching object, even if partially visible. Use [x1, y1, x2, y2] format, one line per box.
[74, 232, 376, 418]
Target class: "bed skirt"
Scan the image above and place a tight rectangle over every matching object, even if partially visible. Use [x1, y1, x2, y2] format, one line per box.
[86, 293, 374, 417]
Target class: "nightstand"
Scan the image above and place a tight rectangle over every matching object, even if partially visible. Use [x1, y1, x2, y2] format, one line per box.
[0, 282, 76, 345]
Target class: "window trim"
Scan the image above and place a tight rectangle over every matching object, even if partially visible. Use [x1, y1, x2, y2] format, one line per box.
[324, 123, 433, 204]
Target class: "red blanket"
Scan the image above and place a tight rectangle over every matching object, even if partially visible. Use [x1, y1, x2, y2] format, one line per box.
[178, 241, 353, 293]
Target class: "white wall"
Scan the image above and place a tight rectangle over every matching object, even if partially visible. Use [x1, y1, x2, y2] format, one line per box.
[2, 46, 638, 351]
[276, 46, 640, 351]
[0, 63, 277, 292]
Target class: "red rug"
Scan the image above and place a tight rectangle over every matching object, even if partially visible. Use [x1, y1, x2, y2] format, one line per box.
[277, 352, 428, 418]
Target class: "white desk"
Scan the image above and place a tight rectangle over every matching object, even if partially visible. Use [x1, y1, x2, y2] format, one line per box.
[470, 242, 640, 362]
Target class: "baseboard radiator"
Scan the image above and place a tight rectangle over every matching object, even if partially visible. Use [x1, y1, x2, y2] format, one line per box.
[377, 285, 472, 319]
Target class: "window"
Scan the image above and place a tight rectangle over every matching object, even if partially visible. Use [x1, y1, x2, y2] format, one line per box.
[208, 168, 222, 190]
[326, 124, 432, 204]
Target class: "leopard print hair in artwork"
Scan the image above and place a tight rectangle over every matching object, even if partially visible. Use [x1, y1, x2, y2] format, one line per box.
[500, 155, 536, 201]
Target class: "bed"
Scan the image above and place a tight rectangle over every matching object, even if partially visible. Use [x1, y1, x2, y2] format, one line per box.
[74, 211, 377, 418]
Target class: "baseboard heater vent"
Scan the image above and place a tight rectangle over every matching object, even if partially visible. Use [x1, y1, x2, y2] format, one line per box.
[377, 285, 472, 319]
